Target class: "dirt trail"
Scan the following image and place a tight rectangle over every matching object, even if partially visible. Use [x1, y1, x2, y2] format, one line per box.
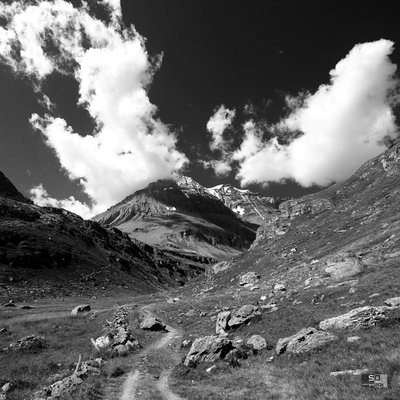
[120, 307, 185, 400]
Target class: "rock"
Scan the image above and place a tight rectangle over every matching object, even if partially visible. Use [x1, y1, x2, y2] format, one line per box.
[3, 303, 15, 308]
[324, 253, 363, 279]
[184, 335, 233, 366]
[94, 335, 111, 349]
[274, 283, 286, 291]
[71, 304, 91, 315]
[228, 305, 261, 328]
[330, 369, 368, 377]
[20, 305, 34, 309]
[384, 297, 400, 307]
[140, 315, 166, 331]
[181, 339, 192, 348]
[369, 293, 380, 298]
[0, 328, 8, 334]
[239, 272, 260, 286]
[247, 335, 267, 350]
[1, 383, 12, 393]
[276, 327, 337, 355]
[215, 311, 231, 334]
[319, 306, 389, 330]
[261, 303, 278, 312]
[113, 344, 129, 357]
[7, 334, 45, 351]
[49, 375, 83, 397]
[347, 336, 361, 343]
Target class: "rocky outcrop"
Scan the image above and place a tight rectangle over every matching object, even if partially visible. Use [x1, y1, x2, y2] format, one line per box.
[215, 311, 231, 334]
[184, 335, 233, 366]
[276, 327, 337, 355]
[384, 297, 400, 307]
[279, 197, 332, 219]
[228, 305, 261, 328]
[319, 306, 389, 330]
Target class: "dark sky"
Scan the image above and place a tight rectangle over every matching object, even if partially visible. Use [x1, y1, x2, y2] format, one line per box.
[0, 0, 399, 216]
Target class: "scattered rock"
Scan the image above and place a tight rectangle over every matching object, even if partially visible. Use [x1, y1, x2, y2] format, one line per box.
[276, 327, 337, 355]
[261, 303, 278, 312]
[347, 336, 361, 343]
[330, 369, 368, 377]
[384, 297, 400, 307]
[140, 315, 167, 331]
[215, 311, 231, 334]
[5, 334, 46, 351]
[184, 335, 233, 366]
[239, 272, 260, 287]
[71, 304, 91, 316]
[247, 335, 267, 351]
[319, 306, 389, 330]
[228, 305, 261, 328]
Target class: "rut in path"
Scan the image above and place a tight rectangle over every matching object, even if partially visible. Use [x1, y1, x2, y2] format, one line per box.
[120, 308, 185, 400]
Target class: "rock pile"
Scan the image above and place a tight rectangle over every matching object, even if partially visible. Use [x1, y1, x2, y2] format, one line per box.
[3, 334, 45, 351]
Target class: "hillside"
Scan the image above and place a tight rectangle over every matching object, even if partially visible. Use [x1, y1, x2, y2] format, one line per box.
[0, 174, 206, 301]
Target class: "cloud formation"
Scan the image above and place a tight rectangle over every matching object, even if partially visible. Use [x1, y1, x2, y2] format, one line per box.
[0, 0, 188, 217]
[204, 105, 235, 176]
[209, 40, 400, 188]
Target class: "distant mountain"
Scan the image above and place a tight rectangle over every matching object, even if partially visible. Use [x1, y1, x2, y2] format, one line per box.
[0, 172, 206, 301]
[92, 176, 274, 261]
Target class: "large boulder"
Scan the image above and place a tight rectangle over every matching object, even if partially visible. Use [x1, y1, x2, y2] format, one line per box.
[247, 335, 267, 351]
[215, 311, 231, 334]
[184, 335, 233, 366]
[140, 315, 166, 331]
[276, 327, 337, 355]
[319, 306, 389, 331]
[71, 304, 91, 316]
[228, 305, 261, 328]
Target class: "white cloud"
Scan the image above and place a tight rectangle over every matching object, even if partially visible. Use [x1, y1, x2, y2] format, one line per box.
[204, 105, 235, 176]
[235, 39, 400, 187]
[0, 0, 188, 218]
[206, 105, 236, 151]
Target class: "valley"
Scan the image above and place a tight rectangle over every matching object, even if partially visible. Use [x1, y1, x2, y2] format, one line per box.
[1, 139, 400, 399]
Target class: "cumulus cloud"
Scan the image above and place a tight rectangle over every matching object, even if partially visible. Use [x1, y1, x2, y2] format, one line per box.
[0, 0, 188, 217]
[204, 105, 235, 176]
[231, 40, 400, 187]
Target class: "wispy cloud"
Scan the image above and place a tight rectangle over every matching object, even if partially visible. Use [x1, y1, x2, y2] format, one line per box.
[206, 39, 400, 188]
[0, 0, 188, 217]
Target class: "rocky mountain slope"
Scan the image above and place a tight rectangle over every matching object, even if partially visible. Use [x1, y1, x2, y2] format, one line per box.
[92, 176, 280, 261]
[179, 138, 400, 312]
[0, 173, 206, 301]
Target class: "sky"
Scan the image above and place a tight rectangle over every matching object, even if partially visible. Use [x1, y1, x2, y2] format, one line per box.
[0, 0, 399, 219]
